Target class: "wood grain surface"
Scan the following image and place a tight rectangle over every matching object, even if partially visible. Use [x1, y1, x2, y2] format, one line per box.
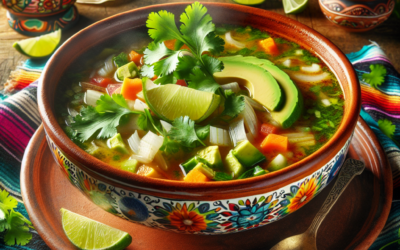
[0, 0, 399, 88]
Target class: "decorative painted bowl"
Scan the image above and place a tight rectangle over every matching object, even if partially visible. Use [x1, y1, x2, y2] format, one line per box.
[319, 0, 396, 32]
[1, 0, 76, 17]
[38, 3, 361, 235]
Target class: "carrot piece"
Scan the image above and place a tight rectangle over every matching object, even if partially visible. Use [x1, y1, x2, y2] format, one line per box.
[176, 79, 187, 87]
[261, 134, 288, 152]
[184, 168, 210, 182]
[137, 165, 165, 179]
[258, 38, 279, 56]
[260, 123, 278, 137]
[121, 78, 142, 101]
[129, 50, 143, 66]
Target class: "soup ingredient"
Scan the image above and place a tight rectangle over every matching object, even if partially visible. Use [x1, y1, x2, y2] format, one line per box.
[0, 189, 33, 246]
[220, 82, 240, 93]
[143, 80, 221, 122]
[258, 38, 279, 56]
[129, 50, 143, 65]
[229, 119, 247, 146]
[84, 89, 103, 107]
[220, 90, 245, 121]
[130, 131, 163, 163]
[127, 131, 141, 153]
[168, 116, 209, 148]
[121, 159, 139, 173]
[260, 134, 288, 152]
[225, 31, 246, 48]
[362, 64, 387, 89]
[260, 123, 278, 136]
[98, 54, 116, 77]
[225, 151, 245, 178]
[113, 52, 130, 68]
[209, 126, 231, 147]
[184, 163, 211, 182]
[121, 78, 142, 101]
[301, 63, 321, 73]
[71, 94, 142, 142]
[108, 133, 129, 154]
[116, 62, 138, 80]
[60, 208, 132, 250]
[232, 140, 266, 168]
[220, 56, 303, 129]
[214, 60, 283, 111]
[197, 146, 223, 169]
[232, 0, 265, 5]
[238, 166, 267, 179]
[243, 98, 259, 137]
[136, 165, 165, 178]
[290, 71, 330, 83]
[282, 0, 308, 14]
[13, 29, 61, 58]
[266, 154, 288, 172]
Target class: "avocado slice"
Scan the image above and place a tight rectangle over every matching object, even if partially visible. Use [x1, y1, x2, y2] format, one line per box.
[225, 151, 245, 179]
[232, 141, 266, 168]
[197, 146, 224, 170]
[121, 159, 139, 173]
[219, 56, 303, 128]
[116, 62, 138, 81]
[108, 133, 129, 154]
[213, 60, 283, 111]
[266, 154, 288, 172]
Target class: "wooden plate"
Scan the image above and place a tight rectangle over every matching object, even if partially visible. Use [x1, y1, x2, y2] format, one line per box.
[21, 117, 392, 250]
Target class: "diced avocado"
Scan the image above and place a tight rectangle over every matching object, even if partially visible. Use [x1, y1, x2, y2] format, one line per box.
[180, 157, 199, 175]
[225, 151, 245, 179]
[266, 154, 288, 172]
[184, 163, 212, 182]
[195, 163, 215, 179]
[108, 133, 129, 154]
[254, 166, 268, 176]
[213, 60, 283, 111]
[116, 62, 138, 81]
[121, 159, 139, 173]
[86, 144, 111, 160]
[196, 146, 223, 170]
[219, 56, 303, 128]
[232, 141, 266, 168]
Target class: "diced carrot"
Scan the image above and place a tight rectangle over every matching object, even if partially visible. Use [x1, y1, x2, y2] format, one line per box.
[258, 38, 279, 56]
[129, 50, 144, 66]
[261, 134, 288, 152]
[121, 78, 142, 101]
[260, 123, 278, 137]
[151, 75, 158, 81]
[184, 168, 210, 182]
[176, 79, 187, 87]
[136, 165, 165, 179]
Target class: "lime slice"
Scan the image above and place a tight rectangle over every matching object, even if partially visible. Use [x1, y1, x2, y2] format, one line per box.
[13, 29, 61, 58]
[282, 0, 308, 14]
[233, 0, 265, 5]
[60, 208, 132, 250]
[142, 79, 221, 122]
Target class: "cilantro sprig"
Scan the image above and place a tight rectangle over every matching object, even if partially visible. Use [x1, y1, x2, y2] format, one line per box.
[378, 119, 396, 139]
[362, 64, 387, 89]
[0, 189, 33, 246]
[142, 2, 225, 92]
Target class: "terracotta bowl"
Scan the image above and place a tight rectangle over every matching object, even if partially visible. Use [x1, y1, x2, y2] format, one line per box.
[38, 2, 360, 235]
[319, 0, 396, 32]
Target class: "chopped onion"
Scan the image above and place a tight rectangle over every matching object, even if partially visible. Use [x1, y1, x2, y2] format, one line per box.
[106, 84, 122, 95]
[136, 91, 144, 100]
[301, 63, 321, 73]
[221, 82, 240, 93]
[126, 100, 135, 110]
[84, 89, 103, 107]
[243, 96, 266, 111]
[133, 99, 149, 112]
[98, 54, 115, 77]
[127, 131, 141, 154]
[288, 135, 315, 143]
[67, 106, 79, 118]
[113, 71, 123, 82]
[321, 99, 331, 106]
[295, 140, 316, 147]
[243, 98, 259, 138]
[267, 154, 288, 171]
[210, 126, 232, 147]
[290, 72, 330, 83]
[229, 119, 247, 146]
[160, 120, 173, 133]
[225, 31, 245, 49]
[80, 82, 106, 93]
[282, 59, 291, 67]
[131, 131, 163, 163]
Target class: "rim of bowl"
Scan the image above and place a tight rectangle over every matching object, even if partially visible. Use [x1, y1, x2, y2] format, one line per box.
[319, 1, 394, 18]
[38, 2, 361, 197]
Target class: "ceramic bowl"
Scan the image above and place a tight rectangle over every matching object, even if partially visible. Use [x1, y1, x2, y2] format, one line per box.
[1, 0, 76, 17]
[319, 0, 396, 32]
[38, 3, 360, 235]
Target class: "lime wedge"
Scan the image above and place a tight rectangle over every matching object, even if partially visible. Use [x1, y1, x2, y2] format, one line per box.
[13, 29, 61, 58]
[282, 0, 308, 14]
[60, 208, 132, 250]
[142, 79, 221, 122]
[233, 0, 265, 5]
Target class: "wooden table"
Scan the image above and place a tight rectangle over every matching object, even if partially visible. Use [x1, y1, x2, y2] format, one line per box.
[1, 0, 400, 87]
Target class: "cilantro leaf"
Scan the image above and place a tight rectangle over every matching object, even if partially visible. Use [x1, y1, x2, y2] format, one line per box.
[168, 116, 206, 148]
[188, 67, 221, 93]
[175, 55, 198, 80]
[213, 172, 233, 181]
[113, 52, 129, 68]
[147, 10, 183, 43]
[153, 50, 182, 77]
[378, 119, 396, 139]
[71, 94, 142, 142]
[3, 211, 32, 246]
[144, 42, 174, 65]
[154, 73, 178, 85]
[137, 109, 163, 134]
[201, 54, 224, 75]
[140, 64, 155, 78]
[220, 90, 245, 119]
[160, 135, 181, 155]
[195, 124, 210, 140]
[247, 28, 269, 41]
[362, 64, 387, 89]
[0, 189, 18, 211]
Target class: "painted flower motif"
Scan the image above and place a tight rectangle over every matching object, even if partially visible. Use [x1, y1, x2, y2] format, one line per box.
[50, 142, 73, 182]
[220, 196, 281, 232]
[153, 202, 220, 233]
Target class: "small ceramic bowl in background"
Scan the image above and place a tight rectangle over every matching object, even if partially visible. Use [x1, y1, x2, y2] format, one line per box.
[319, 0, 396, 32]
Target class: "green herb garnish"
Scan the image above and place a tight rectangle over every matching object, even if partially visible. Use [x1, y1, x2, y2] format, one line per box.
[113, 52, 130, 68]
[362, 64, 387, 89]
[378, 119, 396, 139]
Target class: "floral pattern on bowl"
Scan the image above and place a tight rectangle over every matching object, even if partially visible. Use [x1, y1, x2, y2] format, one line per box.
[46, 134, 351, 235]
[2, 0, 76, 16]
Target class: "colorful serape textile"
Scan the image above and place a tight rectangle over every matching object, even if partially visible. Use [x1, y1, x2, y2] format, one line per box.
[1, 44, 400, 249]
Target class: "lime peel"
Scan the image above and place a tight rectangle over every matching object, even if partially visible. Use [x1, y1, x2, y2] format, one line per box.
[13, 29, 61, 58]
[283, 0, 309, 14]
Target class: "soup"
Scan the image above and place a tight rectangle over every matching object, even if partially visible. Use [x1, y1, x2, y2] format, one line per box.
[56, 3, 344, 182]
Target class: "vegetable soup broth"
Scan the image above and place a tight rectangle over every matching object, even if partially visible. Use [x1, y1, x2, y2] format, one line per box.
[57, 24, 344, 182]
